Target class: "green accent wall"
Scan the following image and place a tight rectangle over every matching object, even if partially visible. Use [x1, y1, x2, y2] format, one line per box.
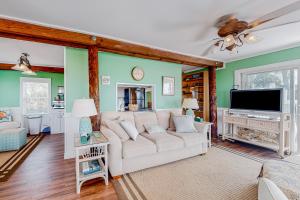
[0, 70, 64, 107]
[65, 47, 89, 112]
[99, 52, 182, 112]
[217, 46, 300, 108]
[64, 48, 182, 112]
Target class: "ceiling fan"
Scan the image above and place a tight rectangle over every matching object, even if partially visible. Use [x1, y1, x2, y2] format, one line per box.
[202, 1, 300, 55]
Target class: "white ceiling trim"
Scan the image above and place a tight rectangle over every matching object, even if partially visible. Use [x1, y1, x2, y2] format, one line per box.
[223, 41, 300, 63]
[0, 14, 218, 65]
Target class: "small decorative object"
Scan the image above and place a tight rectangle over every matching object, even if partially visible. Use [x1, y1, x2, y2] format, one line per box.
[118, 98, 125, 111]
[131, 66, 144, 81]
[162, 76, 175, 96]
[195, 117, 204, 122]
[102, 76, 111, 85]
[11, 53, 37, 76]
[192, 74, 200, 79]
[80, 160, 101, 175]
[129, 104, 138, 111]
[182, 98, 199, 117]
[72, 99, 97, 144]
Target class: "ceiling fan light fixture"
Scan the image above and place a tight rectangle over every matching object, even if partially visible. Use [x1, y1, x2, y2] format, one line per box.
[223, 34, 235, 47]
[22, 70, 37, 76]
[11, 63, 30, 71]
[244, 33, 258, 43]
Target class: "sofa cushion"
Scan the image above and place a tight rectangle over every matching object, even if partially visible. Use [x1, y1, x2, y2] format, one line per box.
[120, 120, 139, 141]
[141, 132, 184, 152]
[102, 119, 129, 142]
[134, 112, 158, 133]
[122, 135, 156, 159]
[0, 121, 21, 130]
[155, 111, 170, 130]
[144, 124, 166, 134]
[101, 111, 135, 125]
[167, 130, 206, 147]
[169, 109, 183, 131]
[172, 115, 196, 133]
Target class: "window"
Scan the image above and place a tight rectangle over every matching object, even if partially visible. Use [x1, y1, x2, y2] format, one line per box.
[20, 78, 51, 114]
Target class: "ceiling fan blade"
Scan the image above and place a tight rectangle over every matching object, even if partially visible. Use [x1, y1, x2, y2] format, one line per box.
[248, 1, 300, 28]
[250, 19, 300, 33]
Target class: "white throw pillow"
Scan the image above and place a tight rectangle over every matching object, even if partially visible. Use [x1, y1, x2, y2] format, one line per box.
[169, 110, 183, 131]
[172, 115, 196, 133]
[102, 119, 130, 142]
[144, 124, 166, 134]
[120, 120, 139, 141]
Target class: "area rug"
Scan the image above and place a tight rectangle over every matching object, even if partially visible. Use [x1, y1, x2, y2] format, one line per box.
[0, 134, 44, 182]
[114, 146, 263, 200]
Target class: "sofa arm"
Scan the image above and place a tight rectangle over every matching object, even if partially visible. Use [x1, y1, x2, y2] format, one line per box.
[258, 178, 288, 200]
[101, 127, 123, 176]
[194, 122, 209, 134]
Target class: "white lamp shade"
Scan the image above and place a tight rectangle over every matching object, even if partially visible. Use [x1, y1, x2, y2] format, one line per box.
[182, 98, 199, 109]
[72, 99, 97, 117]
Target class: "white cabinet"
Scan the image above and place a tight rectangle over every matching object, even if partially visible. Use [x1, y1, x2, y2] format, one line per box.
[50, 109, 64, 134]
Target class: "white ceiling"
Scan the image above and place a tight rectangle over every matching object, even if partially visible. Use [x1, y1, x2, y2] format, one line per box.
[1, 0, 300, 63]
[0, 38, 64, 67]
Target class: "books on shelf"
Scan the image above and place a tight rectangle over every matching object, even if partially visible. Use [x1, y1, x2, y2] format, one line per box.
[80, 160, 101, 175]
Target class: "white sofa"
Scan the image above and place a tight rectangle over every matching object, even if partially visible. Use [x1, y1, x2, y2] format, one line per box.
[100, 109, 209, 177]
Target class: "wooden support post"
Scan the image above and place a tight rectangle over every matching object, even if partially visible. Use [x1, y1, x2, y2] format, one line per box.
[208, 66, 218, 138]
[88, 45, 100, 131]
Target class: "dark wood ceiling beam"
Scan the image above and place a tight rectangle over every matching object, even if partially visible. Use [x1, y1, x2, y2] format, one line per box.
[0, 32, 88, 49]
[0, 63, 64, 73]
[0, 18, 223, 67]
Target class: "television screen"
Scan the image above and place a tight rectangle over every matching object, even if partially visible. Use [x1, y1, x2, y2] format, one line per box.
[230, 89, 282, 112]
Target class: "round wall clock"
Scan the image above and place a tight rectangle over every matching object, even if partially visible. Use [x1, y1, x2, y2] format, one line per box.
[131, 67, 144, 81]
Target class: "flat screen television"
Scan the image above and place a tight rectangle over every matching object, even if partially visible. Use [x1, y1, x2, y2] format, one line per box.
[230, 89, 282, 112]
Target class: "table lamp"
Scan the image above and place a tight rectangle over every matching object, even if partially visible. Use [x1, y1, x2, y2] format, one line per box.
[72, 99, 97, 143]
[182, 98, 199, 117]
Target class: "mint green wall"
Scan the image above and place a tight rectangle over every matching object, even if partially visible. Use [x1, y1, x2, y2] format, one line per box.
[65, 47, 89, 112]
[64, 49, 182, 112]
[99, 52, 182, 112]
[217, 46, 300, 108]
[0, 70, 64, 107]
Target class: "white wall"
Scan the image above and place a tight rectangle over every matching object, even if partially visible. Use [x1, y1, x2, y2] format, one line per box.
[0, 38, 64, 67]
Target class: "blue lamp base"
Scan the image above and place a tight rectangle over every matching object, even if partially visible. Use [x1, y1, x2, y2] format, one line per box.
[186, 108, 195, 116]
[79, 117, 92, 144]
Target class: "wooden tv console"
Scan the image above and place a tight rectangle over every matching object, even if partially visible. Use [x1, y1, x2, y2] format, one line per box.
[222, 110, 291, 158]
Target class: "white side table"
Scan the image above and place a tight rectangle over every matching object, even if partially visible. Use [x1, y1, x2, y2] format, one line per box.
[194, 121, 213, 147]
[74, 132, 109, 194]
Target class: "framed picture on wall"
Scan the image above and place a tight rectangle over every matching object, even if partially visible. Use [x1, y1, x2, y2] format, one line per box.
[162, 76, 175, 96]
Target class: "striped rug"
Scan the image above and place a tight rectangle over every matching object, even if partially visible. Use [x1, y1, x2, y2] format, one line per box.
[113, 146, 263, 200]
[0, 134, 44, 182]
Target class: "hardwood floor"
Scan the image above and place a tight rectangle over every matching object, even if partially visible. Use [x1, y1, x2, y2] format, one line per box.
[213, 137, 281, 160]
[0, 134, 118, 200]
[0, 134, 280, 200]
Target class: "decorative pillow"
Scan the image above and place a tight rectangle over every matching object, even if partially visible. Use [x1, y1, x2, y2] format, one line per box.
[102, 119, 130, 142]
[172, 115, 196, 133]
[120, 120, 139, 141]
[0, 111, 12, 123]
[169, 110, 183, 131]
[144, 124, 166, 134]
